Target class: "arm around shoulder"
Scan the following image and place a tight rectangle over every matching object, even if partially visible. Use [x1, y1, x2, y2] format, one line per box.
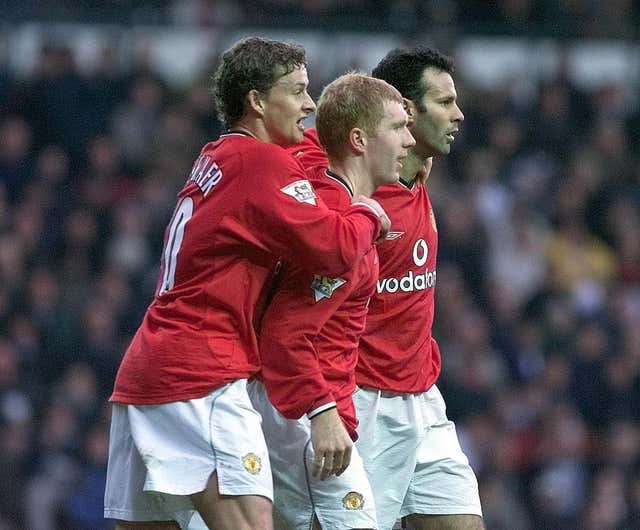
[243, 148, 383, 275]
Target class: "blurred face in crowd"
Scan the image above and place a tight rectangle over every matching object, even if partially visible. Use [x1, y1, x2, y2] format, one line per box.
[258, 65, 316, 146]
[366, 100, 415, 186]
[410, 67, 464, 158]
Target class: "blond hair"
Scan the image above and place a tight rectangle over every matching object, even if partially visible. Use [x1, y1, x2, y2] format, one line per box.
[316, 72, 403, 158]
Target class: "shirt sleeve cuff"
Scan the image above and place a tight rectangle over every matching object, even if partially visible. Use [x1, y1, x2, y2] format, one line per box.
[307, 401, 337, 419]
[351, 201, 382, 218]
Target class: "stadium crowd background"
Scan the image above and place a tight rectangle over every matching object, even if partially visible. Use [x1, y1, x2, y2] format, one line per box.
[1, 1, 640, 529]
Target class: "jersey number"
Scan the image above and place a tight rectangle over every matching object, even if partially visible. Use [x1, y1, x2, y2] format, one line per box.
[158, 197, 193, 295]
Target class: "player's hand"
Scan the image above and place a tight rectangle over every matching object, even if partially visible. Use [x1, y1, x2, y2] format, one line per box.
[310, 407, 353, 480]
[414, 157, 433, 184]
[353, 195, 391, 243]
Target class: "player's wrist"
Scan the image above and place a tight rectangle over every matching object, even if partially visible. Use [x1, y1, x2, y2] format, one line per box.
[307, 401, 337, 420]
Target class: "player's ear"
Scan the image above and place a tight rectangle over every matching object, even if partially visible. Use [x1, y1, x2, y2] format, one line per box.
[349, 127, 366, 154]
[247, 89, 265, 117]
[403, 98, 417, 126]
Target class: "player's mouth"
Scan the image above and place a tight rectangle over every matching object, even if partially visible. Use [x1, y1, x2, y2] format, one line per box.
[445, 129, 458, 143]
[296, 116, 308, 131]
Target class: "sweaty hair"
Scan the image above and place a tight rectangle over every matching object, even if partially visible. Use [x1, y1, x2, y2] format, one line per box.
[213, 37, 307, 128]
[316, 72, 403, 159]
[372, 47, 454, 105]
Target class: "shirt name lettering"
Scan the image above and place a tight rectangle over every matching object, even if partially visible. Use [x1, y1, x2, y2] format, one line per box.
[189, 155, 222, 196]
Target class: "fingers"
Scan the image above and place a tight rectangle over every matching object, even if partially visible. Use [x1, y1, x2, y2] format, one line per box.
[313, 448, 350, 480]
[353, 195, 391, 243]
[312, 450, 335, 480]
[376, 213, 391, 243]
[309, 407, 353, 480]
[312, 449, 324, 478]
[320, 452, 335, 481]
[335, 444, 352, 477]
[353, 195, 387, 219]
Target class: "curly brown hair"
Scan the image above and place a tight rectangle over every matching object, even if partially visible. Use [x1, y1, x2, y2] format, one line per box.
[212, 37, 307, 129]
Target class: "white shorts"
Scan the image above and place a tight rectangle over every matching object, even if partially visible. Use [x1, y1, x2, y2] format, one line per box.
[249, 381, 377, 530]
[354, 385, 481, 530]
[104, 379, 273, 528]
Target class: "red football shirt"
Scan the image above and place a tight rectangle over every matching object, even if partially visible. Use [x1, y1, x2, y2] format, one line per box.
[290, 129, 442, 394]
[110, 133, 382, 405]
[357, 181, 442, 393]
[259, 166, 378, 440]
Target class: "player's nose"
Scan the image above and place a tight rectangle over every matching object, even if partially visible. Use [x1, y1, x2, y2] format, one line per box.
[453, 103, 464, 123]
[303, 92, 316, 113]
[403, 129, 416, 149]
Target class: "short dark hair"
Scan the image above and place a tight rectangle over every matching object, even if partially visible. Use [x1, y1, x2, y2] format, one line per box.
[372, 47, 454, 104]
[213, 37, 307, 128]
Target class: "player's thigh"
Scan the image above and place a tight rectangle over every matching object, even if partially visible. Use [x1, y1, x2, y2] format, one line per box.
[252, 383, 377, 530]
[404, 514, 485, 530]
[129, 379, 272, 500]
[107, 381, 272, 529]
[400, 387, 481, 521]
[105, 403, 192, 526]
[354, 388, 421, 530]
[191, 471, 273, 530]
[251, 381, 318, 529]
[306, 442, 377, 530]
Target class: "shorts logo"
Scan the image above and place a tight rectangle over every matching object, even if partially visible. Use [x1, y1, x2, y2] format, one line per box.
[342, 491, 364, 510]
[311, 275, 346, 302]
[281, 179, 317, 206]
[241, 453, 262, 474]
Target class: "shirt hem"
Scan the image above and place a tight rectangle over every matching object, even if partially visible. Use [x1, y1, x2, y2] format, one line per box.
[354, 378, 437, 394]
[110, 384, 228, 405]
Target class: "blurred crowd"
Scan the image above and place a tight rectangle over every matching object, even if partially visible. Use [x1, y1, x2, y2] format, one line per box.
[1, 24, 640, 530]
[4, 0, 640, 38]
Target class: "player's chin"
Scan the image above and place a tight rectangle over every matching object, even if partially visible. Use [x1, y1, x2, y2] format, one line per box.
[290, 127, 305, 144]
[384, 171, 400, 184]
[280, 130, 304, 147]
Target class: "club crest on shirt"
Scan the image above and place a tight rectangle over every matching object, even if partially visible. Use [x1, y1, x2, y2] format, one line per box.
[385, 231, 405, 240]
[241, 453, 262, 474]
[280, 179, 317, 206]
[342, 491, 365, 510]
[311, 275, 346, 302]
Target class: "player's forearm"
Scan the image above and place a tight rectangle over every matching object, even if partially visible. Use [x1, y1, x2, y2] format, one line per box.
[278, 206, 382, 277]
[261, 365, 335, 420]
[260, 323, 335, 420]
